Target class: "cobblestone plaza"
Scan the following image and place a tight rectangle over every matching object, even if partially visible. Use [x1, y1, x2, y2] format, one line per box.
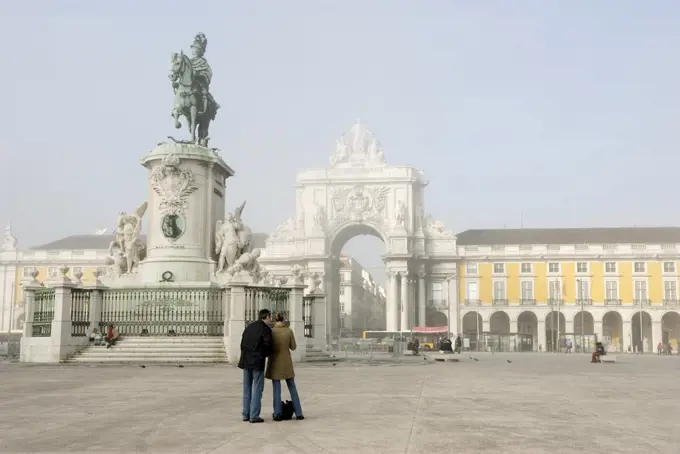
[1, 354, 678, 453]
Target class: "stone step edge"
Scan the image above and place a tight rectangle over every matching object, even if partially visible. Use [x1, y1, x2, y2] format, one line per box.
[66, 359, 228, 363]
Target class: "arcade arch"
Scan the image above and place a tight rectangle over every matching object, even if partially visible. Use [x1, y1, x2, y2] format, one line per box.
[517, 311, 538, 351]
[631, 311, 652, 353]
[602, 311, 623, 353]
[489, 311, 510, 334]
[332, 227, 387, 335]
[573, 311, 594, 350]
[545, 311, 566, 352]
[661, 311, 680, 351]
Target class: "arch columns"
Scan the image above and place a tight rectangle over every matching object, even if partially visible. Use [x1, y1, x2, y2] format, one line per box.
[387, 271, 399, 331]
[418, 271, 427, 327]
[446, 275, 459, 335]
[400, 272, 409, 331]
[622, 320, 632, 352]
[653, 321, 662, 351]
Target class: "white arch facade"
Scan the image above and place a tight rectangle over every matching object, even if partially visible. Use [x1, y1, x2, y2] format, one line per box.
[260, 120, 459, 339]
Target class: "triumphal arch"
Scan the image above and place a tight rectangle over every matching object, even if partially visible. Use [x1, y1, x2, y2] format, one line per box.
[260, 120, 460, 338]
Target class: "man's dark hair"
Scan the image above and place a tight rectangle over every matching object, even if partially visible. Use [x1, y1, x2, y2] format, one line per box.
[258, 309, 271, 321]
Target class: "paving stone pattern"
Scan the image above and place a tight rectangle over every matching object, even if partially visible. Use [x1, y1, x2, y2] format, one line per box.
[0, 353, 678, 453]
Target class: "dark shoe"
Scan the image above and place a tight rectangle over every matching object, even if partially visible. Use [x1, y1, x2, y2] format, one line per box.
[273, 415, 283, 422]
[249, 417, 264, 423]
[242, 417, 249, 422]
[295, 415, 305, 420]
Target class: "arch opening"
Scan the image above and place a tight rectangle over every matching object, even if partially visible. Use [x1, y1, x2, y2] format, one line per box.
[631, 311, 652, 353]
[462, 312, 483, 351]
[602, 311, 623, 353]
[518, 311, 538, 352]
[545, 311, 566, 352]
[661, 311, 680, 353]
[489, 311, 510, 334]
[573, 311, 595, 352]
[333, 228, 387, 338]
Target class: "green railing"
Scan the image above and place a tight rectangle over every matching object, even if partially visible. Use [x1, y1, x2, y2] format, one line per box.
[71, 289, 91, 337]
[244, 286, 290, 325]
[100, 288, 224, 336]
[31, 289, 56, 337]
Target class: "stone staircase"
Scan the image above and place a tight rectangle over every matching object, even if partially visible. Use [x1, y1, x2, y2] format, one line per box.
[65, 337, 227, 364]
[305, 345, 336, 362]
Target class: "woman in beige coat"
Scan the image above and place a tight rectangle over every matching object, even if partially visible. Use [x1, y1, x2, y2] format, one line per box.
[265, 312, 304, 421]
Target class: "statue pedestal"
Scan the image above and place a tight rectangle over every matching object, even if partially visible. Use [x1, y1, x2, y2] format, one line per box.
[138, 142, 234, 284]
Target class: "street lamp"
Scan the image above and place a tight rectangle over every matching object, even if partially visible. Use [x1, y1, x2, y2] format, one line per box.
[639, 294, 644, 354]
[577, 278, 584, 353]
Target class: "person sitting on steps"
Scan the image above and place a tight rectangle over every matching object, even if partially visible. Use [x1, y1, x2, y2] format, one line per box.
[105, 324, 119, 349]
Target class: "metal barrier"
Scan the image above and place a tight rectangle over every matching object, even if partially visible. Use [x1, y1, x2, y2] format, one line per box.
[303, 296, 313, 338]
[70, 288, 91, 337]
[31, 289, 56, 337]
[244, 286, 290, 325]
[100, 288, 223, 336]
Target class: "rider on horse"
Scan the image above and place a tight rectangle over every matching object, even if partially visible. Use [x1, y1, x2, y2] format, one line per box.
[190, 33, 219, 116]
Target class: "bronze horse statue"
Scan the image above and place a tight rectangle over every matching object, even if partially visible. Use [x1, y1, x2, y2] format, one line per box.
[169, 51, 219, 146]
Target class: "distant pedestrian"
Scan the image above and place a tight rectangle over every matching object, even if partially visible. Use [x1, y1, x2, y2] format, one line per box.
[266, 312, 304, 421]
[657, 342, 663, 355]
[239, 309, 273, 423]
[454, 335, 462, 354]
[565, 338, 572, 354]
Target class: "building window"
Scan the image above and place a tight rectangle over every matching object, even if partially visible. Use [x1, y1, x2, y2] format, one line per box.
[521, 263, 532, 273]
[466, 263, 478, 274]
[664, 280, 677, 301]
[605, 281, 618, 300]
[548, 262, 560, 273]
[634, 280, 647, 302]
[664, 262, 676, 273]
[548, 280, 561, 300]
[493, 263, 504, 274]
[341, 273, 348, 283]
[48, 267, 58, 278]
[634, 262, 646, 273]
[521, 281, 533, 300]
[576, 280, 590, 300]
[339, 287, 345, 296]
[432, 282, 443, 304]
[493, 281, 506, 300]
[22, 267, 34, 278]
[340, 302, 345, 312]
[605, 262, 617, 273]
[466, 281, 478, 301]
[576, 262, 588, 273]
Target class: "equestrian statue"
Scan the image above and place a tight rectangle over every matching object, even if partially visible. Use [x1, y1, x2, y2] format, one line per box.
[169, 33, 220, 146]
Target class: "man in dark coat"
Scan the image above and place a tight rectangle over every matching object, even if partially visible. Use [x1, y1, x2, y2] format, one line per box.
[239, 309, 273, 423]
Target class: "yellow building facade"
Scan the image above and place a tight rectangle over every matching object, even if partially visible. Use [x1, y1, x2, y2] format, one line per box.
[453, 227, 680, 353]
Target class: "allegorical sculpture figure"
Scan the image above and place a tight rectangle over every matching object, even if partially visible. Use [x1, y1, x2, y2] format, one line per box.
[106, 202, 148, 275]
[214, 201, 254, 274]
[169, 33, 220, 146]
[329, 120, 388, 168]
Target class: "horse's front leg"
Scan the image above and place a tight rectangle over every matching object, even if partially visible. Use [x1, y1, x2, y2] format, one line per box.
[172, 105, 181, 129]
[190, 104, 198, 144]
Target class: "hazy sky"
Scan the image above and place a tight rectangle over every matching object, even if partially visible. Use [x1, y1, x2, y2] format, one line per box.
[2, 1, 680, 283]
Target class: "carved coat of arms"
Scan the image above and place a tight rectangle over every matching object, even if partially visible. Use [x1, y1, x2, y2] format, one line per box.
[330, 185, 389, 226]
[150, 154, 198, 216]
